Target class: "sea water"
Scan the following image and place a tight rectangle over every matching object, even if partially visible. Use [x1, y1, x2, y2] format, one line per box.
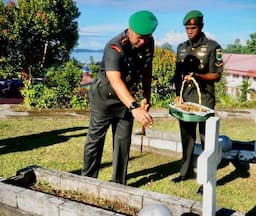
[71, 50, 103, 64]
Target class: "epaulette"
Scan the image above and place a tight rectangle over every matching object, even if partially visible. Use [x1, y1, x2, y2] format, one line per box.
[111, 44, 122, 53]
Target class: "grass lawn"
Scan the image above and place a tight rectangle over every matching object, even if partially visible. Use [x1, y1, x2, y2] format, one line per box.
[0, 106, 255, 214]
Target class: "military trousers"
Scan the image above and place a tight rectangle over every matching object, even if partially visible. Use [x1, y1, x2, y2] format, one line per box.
[179, 120, 205, 177]
[82, 109, 133, 185]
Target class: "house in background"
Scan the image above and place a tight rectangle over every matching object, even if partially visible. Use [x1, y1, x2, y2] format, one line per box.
[80, 64, 94, 88]
[223, 53, 256, 100]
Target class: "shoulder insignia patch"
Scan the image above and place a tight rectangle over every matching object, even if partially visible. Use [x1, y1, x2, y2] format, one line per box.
[216, 48, 223, 61]
[215, 62, 223, 67]
[111, 44, 121, 53]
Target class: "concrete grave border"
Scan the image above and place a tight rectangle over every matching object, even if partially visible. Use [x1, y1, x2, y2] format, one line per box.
[0, 166, 244, 216]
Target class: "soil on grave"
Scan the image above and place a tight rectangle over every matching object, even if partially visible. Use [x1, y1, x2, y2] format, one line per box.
[30, 181, 139, 216]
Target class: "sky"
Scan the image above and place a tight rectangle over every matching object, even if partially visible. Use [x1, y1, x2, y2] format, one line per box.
[74, 0, 256, 51]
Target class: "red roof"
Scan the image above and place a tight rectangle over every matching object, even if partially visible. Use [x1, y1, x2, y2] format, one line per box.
[223, 53, 256, 78]
[80, 73, 94, 86]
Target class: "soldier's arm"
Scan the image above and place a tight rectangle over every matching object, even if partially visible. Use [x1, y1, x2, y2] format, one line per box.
[106, 71, 152, 127]
[194, 45, 223, 82]
[193, 72, 220, 82]
[106, 70, 135, 108]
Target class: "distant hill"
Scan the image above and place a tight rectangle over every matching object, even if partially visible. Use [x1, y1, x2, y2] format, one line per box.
[73, 49, 103, 53]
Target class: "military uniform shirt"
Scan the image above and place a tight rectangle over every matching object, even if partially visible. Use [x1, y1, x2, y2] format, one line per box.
[174, 32, 223, 108]
[89, 29, 154, 117]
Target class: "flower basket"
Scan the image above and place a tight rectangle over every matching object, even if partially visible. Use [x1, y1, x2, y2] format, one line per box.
[169, 77, 214, 122]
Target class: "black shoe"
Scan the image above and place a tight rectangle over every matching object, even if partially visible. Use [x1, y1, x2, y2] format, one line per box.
[197, 185, 203, 195]
[171, 175, 188, 183]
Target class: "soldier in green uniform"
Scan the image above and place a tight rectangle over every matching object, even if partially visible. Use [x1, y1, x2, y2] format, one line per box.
[81, 10, 158, 185]
[171, 10, 223, 183]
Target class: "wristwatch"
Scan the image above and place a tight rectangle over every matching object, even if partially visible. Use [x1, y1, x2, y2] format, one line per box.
[129, 101, 139, 112]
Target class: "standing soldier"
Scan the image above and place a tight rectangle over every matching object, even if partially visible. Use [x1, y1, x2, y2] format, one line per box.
[171, 10, 223, 184]
[82, 10, 158, 185]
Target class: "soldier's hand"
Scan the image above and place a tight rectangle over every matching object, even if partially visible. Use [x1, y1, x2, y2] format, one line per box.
[132, 106, 152, 127]
[140, 98, 150, 111]
[184, 72, 194, 80]
[174, 96, 183, 104]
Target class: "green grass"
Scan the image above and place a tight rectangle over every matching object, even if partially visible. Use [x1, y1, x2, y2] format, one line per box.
[0, 107, 255, 214]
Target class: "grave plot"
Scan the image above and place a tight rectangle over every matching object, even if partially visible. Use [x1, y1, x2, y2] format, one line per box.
[0, 165, 202, 216]
[0, 164, 244, 216]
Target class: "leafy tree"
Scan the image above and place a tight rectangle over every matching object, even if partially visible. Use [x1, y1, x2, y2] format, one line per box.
[0, 0, 21, 78]
[215, 69, 228, 104]
[160, 42, 174, 52]
[239, 79, 250, 103]
[224, 33, 256, 55]
[0, 0, 80, 78]
[245, 33, 256, 54]
[224, 39, 244, 53]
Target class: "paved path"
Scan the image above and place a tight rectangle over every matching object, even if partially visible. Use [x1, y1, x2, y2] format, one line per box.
[0, 104, 255, 120]
[0, 104, 28, 118]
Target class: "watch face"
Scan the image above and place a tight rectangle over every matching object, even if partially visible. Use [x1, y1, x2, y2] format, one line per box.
[133, 102, 139, 108]
[129, 101, 139, 111]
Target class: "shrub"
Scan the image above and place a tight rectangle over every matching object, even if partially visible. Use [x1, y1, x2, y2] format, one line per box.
[21, 60, 89, 110]
[151, 47, 176, 107]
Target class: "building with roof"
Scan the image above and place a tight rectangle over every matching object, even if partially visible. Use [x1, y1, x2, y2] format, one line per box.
[223, 53, 256, 100]
[79, 64, 94, 88]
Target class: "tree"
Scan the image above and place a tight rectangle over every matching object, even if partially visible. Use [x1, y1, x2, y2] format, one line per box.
[0, 0, 21, 78]
[0, 0, 80, 78]
[160, 42, 174, 52]
[245, 33, 256, 54]
[224, 39, 244, 54]
[224, 33, 256, 55]
[239, 79, 250, 103]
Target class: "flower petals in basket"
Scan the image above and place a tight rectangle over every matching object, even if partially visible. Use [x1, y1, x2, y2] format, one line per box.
[169, 78, 214, 122]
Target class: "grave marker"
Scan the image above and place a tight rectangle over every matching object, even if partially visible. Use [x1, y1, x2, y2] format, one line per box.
[197, 117, 222, 216]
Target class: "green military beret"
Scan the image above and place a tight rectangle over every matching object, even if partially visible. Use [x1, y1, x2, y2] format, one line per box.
[183, 10, 203, 25]
[129, 10, 158, 36]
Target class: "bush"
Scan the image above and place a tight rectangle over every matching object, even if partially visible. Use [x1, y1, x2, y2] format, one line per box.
[70, 88, 89, 110]
[21, 60, 89, 110]
[151, 47, 176, 107]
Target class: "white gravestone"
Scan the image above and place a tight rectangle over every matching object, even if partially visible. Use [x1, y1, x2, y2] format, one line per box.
[138, 203, 173, 216]
[197, 117, 222, 216]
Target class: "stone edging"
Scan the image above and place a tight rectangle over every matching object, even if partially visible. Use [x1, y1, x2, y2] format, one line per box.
[0, 166, 245, 216]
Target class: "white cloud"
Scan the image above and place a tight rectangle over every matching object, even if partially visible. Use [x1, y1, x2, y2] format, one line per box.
[78, 23, 126, 49]
[79, 24, 125, 37]
[156, 31, 186, 47]
[156, 31, 218, 48]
